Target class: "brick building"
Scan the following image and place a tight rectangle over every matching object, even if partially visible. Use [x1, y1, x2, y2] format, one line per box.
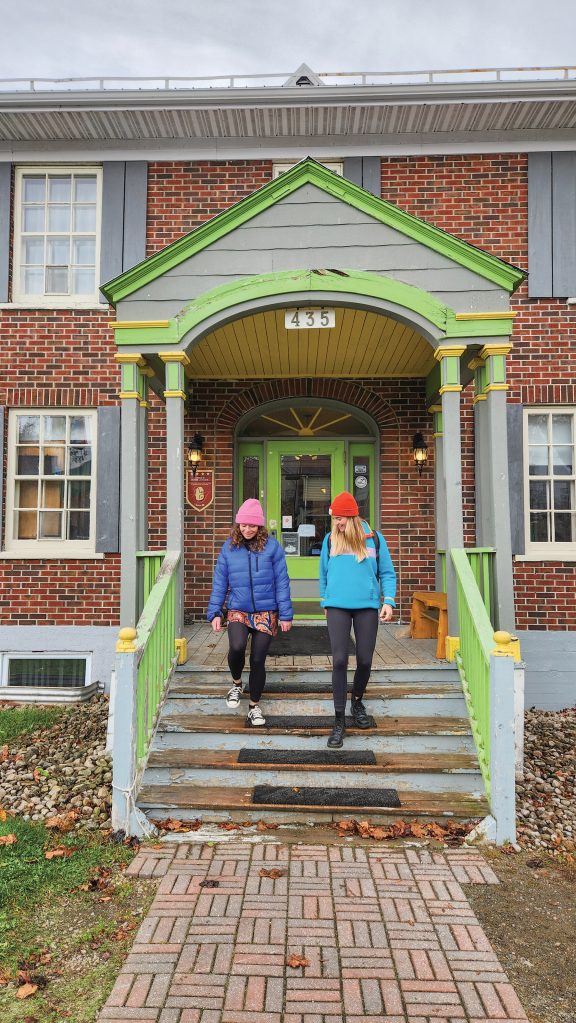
[1, 64, 575, 719]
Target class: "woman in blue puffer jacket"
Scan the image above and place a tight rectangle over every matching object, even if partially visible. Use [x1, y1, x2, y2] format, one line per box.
[207, 499, 293, 726]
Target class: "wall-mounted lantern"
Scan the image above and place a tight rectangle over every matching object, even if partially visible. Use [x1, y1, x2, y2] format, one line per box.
[188, 432, 204, 477]
[412, 432, 428, 476]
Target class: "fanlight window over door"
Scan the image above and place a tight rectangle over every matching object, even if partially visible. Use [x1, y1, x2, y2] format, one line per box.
[242, 405, 371, 437]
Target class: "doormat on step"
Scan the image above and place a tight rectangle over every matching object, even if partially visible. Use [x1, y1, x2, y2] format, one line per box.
[244, 714, 376, 730]
[238, 748, 377, 766]
[252, 784, 401, 807]
[268, 626, 354, 657]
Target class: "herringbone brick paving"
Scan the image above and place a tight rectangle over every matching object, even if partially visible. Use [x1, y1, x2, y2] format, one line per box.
[98, 843, 528, 1023]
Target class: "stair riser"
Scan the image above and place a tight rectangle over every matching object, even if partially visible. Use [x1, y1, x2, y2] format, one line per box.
[140, 804, 485, 826]
[163, 695, 467, 717]
[153, 731, 476, 754]
[141, 765, 485, 794]
[175, 668, 461, 686]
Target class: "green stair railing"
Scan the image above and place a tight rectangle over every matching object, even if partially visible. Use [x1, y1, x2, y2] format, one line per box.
[112, 551, 180, 836]
[439, 547, 495, 620]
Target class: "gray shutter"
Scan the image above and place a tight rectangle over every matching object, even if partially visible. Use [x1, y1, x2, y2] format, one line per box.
[95, 406, 121, 553]
[507, 403, 525, 555]
[122, 162, 148, 271]
[342, 157, 381, 196]
[0, 164, 11, 303]
[552, 152, 576, 297]
[0, 406, 5, 549]
[99, 163, 126, 302]
[528, 153, 552, 298]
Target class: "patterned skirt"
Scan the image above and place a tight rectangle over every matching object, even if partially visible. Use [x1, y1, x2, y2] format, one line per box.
[227, 609, 279, 636]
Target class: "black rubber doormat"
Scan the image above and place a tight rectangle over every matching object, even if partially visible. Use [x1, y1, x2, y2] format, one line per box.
[268, 626, 354, 657]
[252, 784, 401, 807]
[238, 748, 377, 766]
[244, 714, 376, 730]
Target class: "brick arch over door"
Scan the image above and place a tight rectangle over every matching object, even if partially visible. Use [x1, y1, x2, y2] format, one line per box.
[182, 376, 435, 622]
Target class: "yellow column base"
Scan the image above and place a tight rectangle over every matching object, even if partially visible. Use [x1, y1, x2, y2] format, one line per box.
[445, 636, 460, 662]
[175, 637, 188, 665]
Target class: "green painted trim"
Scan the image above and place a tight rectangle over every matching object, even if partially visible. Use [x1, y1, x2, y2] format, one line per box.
[349, 442, 376, 527]
[286, 559, 324, 580]
[488, 353, 507, 385]
[102, 158, 525, 304]
[113, 322, 179, 345]
[445, 311, 516, 338]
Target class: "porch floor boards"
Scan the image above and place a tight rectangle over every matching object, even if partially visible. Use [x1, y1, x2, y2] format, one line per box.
[183, 622, 439, 670]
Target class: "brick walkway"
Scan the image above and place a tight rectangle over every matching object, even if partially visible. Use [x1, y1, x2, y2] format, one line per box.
[98, 841, 529, 1023]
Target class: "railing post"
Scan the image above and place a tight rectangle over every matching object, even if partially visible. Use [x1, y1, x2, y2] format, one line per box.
[489, 631, 517, 844]
[111, 628, 148, 837]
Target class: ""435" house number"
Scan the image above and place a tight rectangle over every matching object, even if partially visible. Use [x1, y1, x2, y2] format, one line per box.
[284, 307, 335, 329]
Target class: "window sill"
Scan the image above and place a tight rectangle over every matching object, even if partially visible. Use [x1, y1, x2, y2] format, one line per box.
[515, 552, 576, 562]
[0, 302, 106, 311]
[0, 551, 105, 560]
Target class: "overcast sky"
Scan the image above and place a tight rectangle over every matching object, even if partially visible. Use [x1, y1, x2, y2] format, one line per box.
[1, 0, 575, 82]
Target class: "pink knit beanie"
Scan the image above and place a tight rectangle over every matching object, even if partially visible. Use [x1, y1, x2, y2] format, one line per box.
[235, 498, 265, 526]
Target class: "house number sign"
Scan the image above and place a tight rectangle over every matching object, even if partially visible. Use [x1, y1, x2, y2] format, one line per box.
[285, 307, 335, 329]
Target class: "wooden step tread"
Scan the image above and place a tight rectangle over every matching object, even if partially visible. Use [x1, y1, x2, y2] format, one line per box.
[168, 683, 461, 699]
[138, 783, 488, 818]
[158, 713, 472, 736]
[147, 748, 480, 773]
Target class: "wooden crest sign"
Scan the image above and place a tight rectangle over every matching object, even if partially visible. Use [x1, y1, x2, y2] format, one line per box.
[186, 469, 214, 512]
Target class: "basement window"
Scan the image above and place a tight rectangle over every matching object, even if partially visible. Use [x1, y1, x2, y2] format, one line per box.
[2, 655, 89, 689]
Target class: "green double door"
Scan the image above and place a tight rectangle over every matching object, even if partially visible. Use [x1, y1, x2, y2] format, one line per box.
[237, 439, 375, 617]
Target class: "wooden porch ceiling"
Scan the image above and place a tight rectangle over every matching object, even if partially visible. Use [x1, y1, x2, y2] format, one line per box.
[185, 307, 435, 379]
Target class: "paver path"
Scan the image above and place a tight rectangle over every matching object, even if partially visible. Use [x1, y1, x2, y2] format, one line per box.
[99, 841, 528, 1023]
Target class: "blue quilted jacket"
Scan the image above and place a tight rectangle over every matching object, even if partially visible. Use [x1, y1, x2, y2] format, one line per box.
[207, 537, 293, 621]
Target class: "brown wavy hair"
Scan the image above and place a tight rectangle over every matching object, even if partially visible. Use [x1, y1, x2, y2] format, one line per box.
[230, 524, 269, 551]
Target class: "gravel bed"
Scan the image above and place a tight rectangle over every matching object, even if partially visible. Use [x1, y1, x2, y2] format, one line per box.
[0, 696, 112, 831]
[516, 707, 576, 856]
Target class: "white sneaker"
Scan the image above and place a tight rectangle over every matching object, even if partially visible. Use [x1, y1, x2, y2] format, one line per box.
[246, 704, 266, 727]
[226, 683, 243, 709]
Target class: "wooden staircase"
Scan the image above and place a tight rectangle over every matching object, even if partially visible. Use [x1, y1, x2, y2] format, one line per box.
[137, 656, 489, 825]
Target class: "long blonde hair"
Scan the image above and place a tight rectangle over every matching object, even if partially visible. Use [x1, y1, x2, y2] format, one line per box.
[330, 516, 369, 561]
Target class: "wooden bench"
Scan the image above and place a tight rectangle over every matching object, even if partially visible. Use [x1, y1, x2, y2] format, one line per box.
[410, 591, 448, 659]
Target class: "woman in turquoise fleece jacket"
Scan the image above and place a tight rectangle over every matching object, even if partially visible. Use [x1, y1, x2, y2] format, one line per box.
[320, 491, 396, 748]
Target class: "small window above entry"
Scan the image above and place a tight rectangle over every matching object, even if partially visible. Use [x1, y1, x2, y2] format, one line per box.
[272, 161, 343, 178]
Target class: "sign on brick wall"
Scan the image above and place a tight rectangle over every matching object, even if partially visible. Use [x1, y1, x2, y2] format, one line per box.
[186, 469, 214, 512]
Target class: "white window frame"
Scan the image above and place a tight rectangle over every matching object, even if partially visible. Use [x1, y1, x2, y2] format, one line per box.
[272, 160, 343, 178]
[3, 408, 98, 558]
[12, 165, 103, 308]
[522, 406, 576, 560]
[0, 651, 91, 689]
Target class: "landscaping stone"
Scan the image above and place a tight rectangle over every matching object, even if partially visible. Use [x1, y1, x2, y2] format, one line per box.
[516, 707, 576, 857]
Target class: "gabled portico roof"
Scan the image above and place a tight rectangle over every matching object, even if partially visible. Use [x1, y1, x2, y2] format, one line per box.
[101, 158, 525, 304]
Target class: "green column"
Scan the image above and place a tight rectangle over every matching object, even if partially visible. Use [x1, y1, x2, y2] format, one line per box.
[160, 352, 190, 636]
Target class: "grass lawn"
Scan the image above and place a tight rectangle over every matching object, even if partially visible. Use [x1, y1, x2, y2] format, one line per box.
[0, 705, 155, 1022]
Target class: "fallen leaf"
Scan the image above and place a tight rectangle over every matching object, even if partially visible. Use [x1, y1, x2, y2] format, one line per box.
[287, 954, 309, 969]
[409, 822, 427, 839]
[336, 819, 356, 834]
[98, 896, 112, 903]
[0, 745, 9, 764]
[45, 811, 79, 832]
[0, 809, 7, 822]
[0, 969, 11, 986]
[152, 817, 201, 832]
[256, 820, 279, 831]
[0, 833, 17, 846]
[259, 868, 285, 879]
[44, 847, 74, 860]
[369, 827, 388, 841]
[16, 983, 38, 999]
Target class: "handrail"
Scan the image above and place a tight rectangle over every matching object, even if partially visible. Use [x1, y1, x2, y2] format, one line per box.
[438, 548, 494, 621]
[0, 65, 574, 93]
[451, 549, 493, 795]
[112, 550, 180, 836]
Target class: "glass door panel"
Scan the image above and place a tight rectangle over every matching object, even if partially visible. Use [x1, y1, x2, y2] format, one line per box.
[237, 442, 263, 506]
[349, 443, 376, 526]
[280, 453, 331, 559]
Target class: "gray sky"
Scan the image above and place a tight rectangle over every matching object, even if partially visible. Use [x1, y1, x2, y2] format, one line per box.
[1, 0, 575, 80]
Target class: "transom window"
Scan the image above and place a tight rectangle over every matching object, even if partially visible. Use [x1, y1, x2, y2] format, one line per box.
[13, 167, 102, 305]
[272, 161, 343, 178]
[524, 409, 576, 554]
[5, 410, 96, 554]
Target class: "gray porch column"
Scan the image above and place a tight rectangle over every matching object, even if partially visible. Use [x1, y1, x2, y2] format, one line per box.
[160, 352, 189, 636]
[472, 343, 516, 631]
[435, 345, 465, 645]
[429, 404, 446, 590]
[117, 354, 150, 627]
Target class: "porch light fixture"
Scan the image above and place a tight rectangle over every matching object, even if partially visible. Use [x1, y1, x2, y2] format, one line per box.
[188, 432, 204, 477]
[412, 432, 428, 476]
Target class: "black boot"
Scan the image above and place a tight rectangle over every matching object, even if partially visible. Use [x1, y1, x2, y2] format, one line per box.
[327, 712, 346, 748]
[350, 697, 371, 729]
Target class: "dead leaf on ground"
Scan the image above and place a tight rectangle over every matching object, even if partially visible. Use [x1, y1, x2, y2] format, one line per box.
[0, 744, 9, 764]
[152, 817, 202, 832]
[286, 954, 309, 969]
[0, 833, 17, 846]
[0, 969, 11, 986]
[258, 868, 285, 879]
[16, 983, 38, 999]
[256, 820, 279, 831]
[44, 846, 75, 860]
[45, 811, 79, 832]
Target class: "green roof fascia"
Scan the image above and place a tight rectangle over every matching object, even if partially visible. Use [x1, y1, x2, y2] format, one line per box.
[101, 158, 526, 305]
[114, 268, 451, 347]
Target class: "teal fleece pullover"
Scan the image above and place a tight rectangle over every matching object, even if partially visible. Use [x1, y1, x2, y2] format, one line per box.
[319, 523, 397, 610]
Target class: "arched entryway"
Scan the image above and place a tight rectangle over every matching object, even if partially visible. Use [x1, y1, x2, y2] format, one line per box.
[235, 398, 380, 616]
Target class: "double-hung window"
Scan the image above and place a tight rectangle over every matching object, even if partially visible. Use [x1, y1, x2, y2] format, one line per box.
[524, 408, 576, 557]
[5, 410, 97, 556]
[13, 167, 102, 306]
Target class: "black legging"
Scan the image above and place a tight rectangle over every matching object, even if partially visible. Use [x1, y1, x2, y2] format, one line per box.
[227, 622, 273, 703]
[326, 607, 379, 713]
